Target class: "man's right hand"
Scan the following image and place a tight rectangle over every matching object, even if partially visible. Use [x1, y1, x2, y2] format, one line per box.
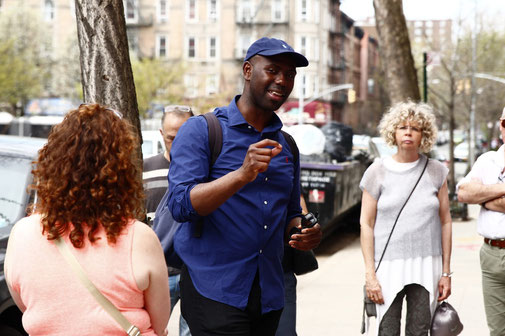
[238, 139, 283, 182]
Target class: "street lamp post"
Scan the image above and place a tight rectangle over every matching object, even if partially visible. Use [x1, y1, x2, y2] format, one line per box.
[297, 83, 354, 125]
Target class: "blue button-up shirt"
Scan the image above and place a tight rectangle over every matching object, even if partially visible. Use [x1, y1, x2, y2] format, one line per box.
[167, 96, 301, 313]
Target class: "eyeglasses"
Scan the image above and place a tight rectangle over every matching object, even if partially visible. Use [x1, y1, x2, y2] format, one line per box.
[164, 105, 192, 113]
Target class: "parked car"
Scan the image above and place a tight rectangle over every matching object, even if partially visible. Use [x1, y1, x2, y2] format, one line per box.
[0, 135, 46, 335]
[141, 130, 164, 159]
[371, 137, 397, 158]
[453, 141, 469, 162]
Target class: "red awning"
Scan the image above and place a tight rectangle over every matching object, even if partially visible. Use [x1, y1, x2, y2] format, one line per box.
[277, 100, 331, 125]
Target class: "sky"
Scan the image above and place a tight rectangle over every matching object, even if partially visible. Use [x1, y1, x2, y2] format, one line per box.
[339, 0, 505, 23]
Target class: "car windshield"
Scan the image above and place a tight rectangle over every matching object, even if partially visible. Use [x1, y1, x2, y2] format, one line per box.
[0, 155, 32, 227]
[371, 138, 397, 157]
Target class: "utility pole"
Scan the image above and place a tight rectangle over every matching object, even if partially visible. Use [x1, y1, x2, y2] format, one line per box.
[423, 52, 428, 102]
[469, 0, 477, 168]
[297, 84, 354, 125]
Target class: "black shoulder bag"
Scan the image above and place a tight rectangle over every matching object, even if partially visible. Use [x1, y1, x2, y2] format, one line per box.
[361, 157, 429, 334]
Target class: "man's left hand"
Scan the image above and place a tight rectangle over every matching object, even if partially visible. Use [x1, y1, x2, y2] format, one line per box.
[289, 224, 322, 251]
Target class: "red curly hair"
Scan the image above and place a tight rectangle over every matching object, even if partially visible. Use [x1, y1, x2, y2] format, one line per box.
[32, 103, 144, 248]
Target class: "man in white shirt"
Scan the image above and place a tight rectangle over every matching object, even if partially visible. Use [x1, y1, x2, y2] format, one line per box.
[457, 106, 505, 336]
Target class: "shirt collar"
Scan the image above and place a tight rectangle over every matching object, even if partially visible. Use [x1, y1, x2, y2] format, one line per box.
[226, 95, 284, 133]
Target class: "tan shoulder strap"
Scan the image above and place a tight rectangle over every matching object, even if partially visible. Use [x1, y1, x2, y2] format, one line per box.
[54, 237, 141, 336]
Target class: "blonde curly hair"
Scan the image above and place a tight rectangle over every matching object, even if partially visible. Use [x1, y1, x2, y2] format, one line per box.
[378, 101, 437, 153]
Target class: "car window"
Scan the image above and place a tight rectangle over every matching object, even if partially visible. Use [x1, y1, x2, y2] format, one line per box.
[142, 140, 154, 158]
[0, 155, 33, 227]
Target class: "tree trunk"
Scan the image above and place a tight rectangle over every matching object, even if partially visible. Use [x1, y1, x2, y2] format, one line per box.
[373, 0, 420, 104]
[74, 0, 141, 139]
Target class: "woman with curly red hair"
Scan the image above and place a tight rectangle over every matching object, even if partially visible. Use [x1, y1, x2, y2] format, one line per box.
[4, 104, 170, 335]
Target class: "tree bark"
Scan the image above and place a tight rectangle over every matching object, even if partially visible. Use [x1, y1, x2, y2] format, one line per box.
[373, 0, 420, 103]
[74, 0, 141, 138]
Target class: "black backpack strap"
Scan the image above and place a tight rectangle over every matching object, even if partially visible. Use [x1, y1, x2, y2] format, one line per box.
[280, 130, 299, 166]
[202, 112, 222, 166]
[194, 112, 223, 237]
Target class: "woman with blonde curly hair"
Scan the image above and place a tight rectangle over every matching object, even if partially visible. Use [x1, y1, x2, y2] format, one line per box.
[4, 104, 170, 336]
[359, 101, 452, 335]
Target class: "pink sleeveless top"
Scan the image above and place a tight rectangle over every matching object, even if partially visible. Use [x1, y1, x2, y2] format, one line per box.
[7, 214, 156, 336]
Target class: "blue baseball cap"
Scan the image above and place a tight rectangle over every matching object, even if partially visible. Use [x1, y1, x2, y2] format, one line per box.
[244, 37, 309, 67]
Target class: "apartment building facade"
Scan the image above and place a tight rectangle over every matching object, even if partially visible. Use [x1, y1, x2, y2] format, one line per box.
[0, 0, 381, 130]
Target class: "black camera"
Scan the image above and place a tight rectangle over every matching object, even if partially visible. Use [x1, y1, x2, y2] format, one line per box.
[301, 212, 318, 229]
[289, 212, 319, 237]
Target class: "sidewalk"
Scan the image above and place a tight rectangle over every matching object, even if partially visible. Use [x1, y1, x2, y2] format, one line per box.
[167, 204, 486, 335]
[296, 204, 486, 335]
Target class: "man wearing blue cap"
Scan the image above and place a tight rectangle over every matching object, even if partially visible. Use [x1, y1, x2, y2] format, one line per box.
[166, 37, 321, 335]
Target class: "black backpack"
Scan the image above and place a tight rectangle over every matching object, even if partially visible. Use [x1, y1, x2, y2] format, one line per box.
[153, 112, 299, 268]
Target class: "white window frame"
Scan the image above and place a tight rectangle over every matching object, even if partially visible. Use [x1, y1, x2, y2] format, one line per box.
[238, 0, 254, 22]
[312, 76, 319, 98]
[124, 0, 138, 23]
[185, 74, 198, 98]
[271, 0, 285, 22]
[186, 36, 197, 59]
[237, 34, 252, 58]
[298, 36, 310, 60]
[208, 36, 218, 59]
[313, 37, 319, 62]
[156, 35, 168, 58]
[208, 0, 219, 22]
[206, 74, 219, 96]
[43, 0, 55, 22]
[297, 0, 310, 22]
[157, 0, 169, 23]
[186, 0, 198, 22]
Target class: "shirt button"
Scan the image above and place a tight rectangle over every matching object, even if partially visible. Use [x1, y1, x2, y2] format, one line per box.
[265, 177, 268, 181]
[264, 200, 268, 205]
[259, 249, 263, 254]
[264, 225, 268, 230]
[248, 125, 252, 129]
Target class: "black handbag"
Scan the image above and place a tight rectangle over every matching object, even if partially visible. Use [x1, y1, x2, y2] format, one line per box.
[430, 301, 464, 336]
[292, 249, 318, 275]
[361, 157, 429, 334]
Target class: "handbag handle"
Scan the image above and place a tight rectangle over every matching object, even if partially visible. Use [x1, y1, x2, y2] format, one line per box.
[55, 237, 142, 336]
[375, 157, 429, 273]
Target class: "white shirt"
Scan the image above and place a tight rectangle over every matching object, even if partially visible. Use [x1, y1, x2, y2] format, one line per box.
[457, 145, 505, 239]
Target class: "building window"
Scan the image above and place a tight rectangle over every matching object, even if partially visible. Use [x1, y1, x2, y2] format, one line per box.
[187, 0, 197, 22]
[238, 34, 252, 58]
[185, 74, 198, 98]
[298, 0, 308, 21]
[271, 0, 285, 22]
[368, 78, 375, 94]
[206, 74, 218, 95]
[157, 35, 167, 58]
[124, 0, 138, 23]
[298, 36, 310, 60]
[314, 0, 319, 23]
[313, 37, 319, 61]
[299, 74, 308, 98]
[208, 37, 217, 59]
[44, 0, 55, 22]
[238, 0, 253, 22]
[208, 0, 218, 21]
[187, 37, 196, 59]
[127, 31, 139, 55]
[158, 0, 168, 22]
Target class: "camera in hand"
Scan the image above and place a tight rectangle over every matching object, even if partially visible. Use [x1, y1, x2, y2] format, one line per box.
[289, 212, 319, 236]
